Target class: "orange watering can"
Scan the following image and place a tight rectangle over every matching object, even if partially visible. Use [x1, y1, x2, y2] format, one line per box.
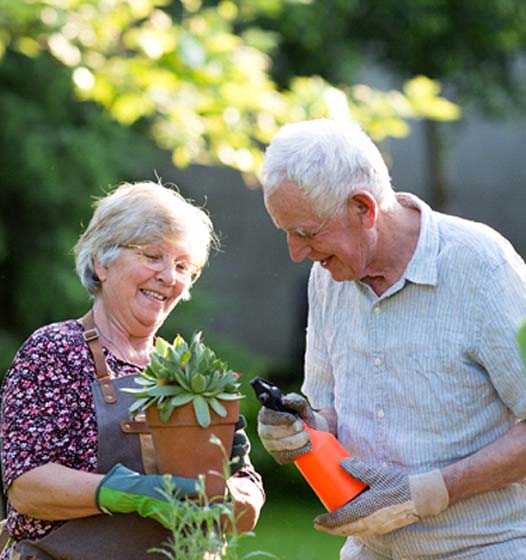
[251, 377, 367, 511]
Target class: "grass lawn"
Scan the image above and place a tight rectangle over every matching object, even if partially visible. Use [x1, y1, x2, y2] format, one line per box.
[237, 491, 346, 560]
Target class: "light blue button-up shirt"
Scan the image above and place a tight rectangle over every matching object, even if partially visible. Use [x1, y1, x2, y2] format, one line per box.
[303, 194, 526, 559]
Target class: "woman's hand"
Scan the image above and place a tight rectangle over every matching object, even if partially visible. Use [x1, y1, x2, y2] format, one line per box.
[223, 475, 265, 534]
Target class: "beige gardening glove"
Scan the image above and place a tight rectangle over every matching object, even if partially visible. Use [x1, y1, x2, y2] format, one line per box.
[257, 393, 329, 464]
[314, 458, 449, 537]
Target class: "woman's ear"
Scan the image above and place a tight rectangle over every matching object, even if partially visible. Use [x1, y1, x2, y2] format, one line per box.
[93, 256, 107, 282]
[346, 191, 378, 228]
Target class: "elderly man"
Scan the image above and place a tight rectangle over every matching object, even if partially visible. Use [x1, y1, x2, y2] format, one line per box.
[256, 118, 526, 559]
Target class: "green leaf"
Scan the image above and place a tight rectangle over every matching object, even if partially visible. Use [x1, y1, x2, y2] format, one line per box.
[172, 370, 191, 392]
[192, 395, 211, 428]
[155, 336, 170, 356]
[146, 385, 183, 397]
[169, 393, 194, 407]
[160, 402, 176, 423]
[121, 387, 150, 397]
[208, 397, 227, 417]
[190, 373, 207, 393]
[216, 392, 243, 401]
[129, 397, 150, 415]
[149, 352, 171, 375]
[180, 351, 191, 367]
[133, 376, 155, 385]
[139, 366, 157, 380]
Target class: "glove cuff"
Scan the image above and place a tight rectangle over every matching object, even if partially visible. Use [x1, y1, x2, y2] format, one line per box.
[273, 441, 312, 465]
[409, 469, 449, 517]
[96, 463, 128, 513]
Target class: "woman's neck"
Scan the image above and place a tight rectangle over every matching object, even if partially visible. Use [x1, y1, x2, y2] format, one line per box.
[91, 302, 154, 368]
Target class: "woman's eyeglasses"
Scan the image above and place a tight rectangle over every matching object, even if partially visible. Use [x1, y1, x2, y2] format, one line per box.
[122, 244, 201, 284]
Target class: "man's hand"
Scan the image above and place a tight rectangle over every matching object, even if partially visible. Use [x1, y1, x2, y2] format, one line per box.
[314, 458, 449, 536]
[257, 393, 328, 464]
[96, 463, 198, 528]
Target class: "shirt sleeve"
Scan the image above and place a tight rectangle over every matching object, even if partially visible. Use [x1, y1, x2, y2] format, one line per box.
[301, 266, 335, 409]
[473, 250, 526, 419]
[0, 327, 92, 491]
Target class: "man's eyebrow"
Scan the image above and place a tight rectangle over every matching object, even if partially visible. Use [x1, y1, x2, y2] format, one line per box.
[288, 226, 308, 237]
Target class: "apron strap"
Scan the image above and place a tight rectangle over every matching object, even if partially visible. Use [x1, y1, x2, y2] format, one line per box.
[80, 310, 158, 473]
[121, 417, 159, 475]
[80, 310, 117, 405]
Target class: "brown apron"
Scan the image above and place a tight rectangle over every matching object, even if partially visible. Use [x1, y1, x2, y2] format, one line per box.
[12, 311, 169, 560]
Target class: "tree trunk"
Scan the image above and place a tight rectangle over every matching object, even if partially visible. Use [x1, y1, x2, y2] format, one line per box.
[424, 119, 448, 212]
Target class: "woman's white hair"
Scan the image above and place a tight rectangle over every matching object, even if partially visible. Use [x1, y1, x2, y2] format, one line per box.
[74, 180, 217, 296]
[260, 119, 393, 217]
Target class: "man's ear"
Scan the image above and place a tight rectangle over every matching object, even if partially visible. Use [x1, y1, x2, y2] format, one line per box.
[346, 191, 378, 228]
[93, 256, 107, 282]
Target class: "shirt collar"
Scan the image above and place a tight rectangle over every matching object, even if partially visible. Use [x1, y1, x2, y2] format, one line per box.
[396, 193, 439, 286]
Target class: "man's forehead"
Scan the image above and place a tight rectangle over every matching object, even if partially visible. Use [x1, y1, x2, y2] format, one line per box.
[265, 181, 311, 213]
[264, 188, 322, 234]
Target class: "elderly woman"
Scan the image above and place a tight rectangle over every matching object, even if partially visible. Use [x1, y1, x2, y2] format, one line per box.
[0, 181, 265, 560]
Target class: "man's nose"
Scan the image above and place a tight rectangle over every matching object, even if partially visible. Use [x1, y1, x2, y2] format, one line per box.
[287, 233, 311, 263]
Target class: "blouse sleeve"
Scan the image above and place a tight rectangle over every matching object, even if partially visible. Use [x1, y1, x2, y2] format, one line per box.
[1, 325, 95, 492]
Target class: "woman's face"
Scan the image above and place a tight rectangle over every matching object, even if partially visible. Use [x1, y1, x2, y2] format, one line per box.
[95, 241, 196, 336]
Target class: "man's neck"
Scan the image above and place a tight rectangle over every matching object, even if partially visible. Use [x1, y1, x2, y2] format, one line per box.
[362, 198, 421, 296]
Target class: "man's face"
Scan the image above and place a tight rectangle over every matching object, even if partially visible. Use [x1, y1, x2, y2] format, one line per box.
[264, 181, 377, 282]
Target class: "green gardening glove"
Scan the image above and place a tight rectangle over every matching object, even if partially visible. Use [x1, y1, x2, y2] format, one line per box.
[96, 463, 199, 528]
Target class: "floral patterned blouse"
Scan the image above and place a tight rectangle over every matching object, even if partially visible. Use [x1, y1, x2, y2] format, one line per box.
[0, 319, 140, 552]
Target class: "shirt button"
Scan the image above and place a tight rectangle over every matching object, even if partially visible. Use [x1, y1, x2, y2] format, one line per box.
[374, 358, 383, 366]
[374, 306, 381, 315]
[378, 409, 385, 418]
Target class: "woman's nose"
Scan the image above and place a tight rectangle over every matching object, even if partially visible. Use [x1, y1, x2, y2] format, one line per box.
[156, 263, 179, 285]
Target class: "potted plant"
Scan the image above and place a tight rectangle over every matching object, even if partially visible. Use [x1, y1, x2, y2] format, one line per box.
[124, 331, 243, 498]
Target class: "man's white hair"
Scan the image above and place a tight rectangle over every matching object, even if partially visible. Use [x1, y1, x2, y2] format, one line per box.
[260, 119, 393, 217]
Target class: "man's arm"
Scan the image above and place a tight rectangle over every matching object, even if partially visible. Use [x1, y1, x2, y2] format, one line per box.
[443, 420, 526, 505]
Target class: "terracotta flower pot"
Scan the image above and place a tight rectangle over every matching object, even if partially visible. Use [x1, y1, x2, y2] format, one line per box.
[146, 399, 240, 500]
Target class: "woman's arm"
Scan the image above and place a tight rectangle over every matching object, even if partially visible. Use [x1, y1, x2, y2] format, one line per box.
[8, 463, 103, 520]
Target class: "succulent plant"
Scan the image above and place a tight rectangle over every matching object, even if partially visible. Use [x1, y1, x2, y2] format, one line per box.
[124, 331, 243, 428]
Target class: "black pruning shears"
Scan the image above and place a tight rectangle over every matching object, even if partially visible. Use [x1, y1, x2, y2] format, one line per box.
[250, 376, 290, 413]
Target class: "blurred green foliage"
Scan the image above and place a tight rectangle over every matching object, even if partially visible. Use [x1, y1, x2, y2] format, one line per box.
[0, 0, 459, 179]
[0, 49, 167, 371]
[518, 322, 526, 367]
[236, 0, 526, 114]
[238, 491, 346, 560]
[227, 0, 526, 209]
